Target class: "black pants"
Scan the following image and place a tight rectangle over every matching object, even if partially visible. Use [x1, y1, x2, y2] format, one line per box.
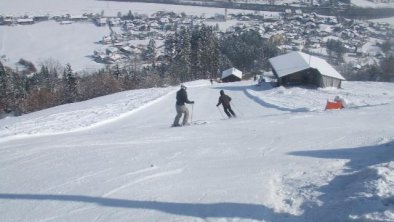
[223, 106, 236, 118]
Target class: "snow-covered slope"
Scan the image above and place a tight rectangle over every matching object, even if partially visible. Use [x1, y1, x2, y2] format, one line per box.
[1, 80, 393, 221]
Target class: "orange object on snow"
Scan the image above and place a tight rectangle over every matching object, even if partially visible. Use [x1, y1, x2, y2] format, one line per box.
[325, 100, 344, 110]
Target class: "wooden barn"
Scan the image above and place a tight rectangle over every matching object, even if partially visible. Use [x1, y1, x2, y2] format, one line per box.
[269, 51, 345, 88]
[221, 67, 243, 82]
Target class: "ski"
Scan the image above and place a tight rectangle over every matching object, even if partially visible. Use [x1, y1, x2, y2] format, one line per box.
[190, 120, 208, 125]
[170, 120, 208, 128]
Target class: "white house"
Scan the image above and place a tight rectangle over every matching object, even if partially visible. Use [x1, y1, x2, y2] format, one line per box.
[17, 18, 34, 25]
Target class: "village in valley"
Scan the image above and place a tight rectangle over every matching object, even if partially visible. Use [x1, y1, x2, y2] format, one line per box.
[0, 0, 393, 78]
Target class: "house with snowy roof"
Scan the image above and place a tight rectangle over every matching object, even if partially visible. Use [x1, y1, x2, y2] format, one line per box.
[268, 51, 345, 88]
[221, 67, 243, 82]
[69, 15, 88, 21]
[17, 18, 34, 25]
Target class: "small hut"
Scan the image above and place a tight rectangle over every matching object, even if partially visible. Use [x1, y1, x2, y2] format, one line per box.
[269, 51, 345, 88]
[221, 67, 243, 82]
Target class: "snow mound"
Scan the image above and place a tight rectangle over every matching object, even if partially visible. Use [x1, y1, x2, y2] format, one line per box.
[349, 161, 394, 221]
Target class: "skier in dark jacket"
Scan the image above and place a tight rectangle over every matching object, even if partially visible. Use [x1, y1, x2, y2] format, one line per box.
[172, 84, 194, 127]
[216, 90, 236, 118]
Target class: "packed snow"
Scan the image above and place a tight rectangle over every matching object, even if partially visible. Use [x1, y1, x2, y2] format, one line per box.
[1, 80, 394, 221]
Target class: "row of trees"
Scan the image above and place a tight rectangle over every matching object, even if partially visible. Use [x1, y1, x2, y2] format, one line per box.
[326, 39, 346, 62]
[0, 59, 172, 116]
[341, 55, 394, 82]
[340, 39, 394, 81]
[162, 25, 279, 82]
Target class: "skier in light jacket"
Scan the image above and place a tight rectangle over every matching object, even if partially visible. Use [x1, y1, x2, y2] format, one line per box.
[172, 84, 194, 127]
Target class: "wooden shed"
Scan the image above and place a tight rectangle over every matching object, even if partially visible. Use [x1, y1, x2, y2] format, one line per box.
[269, 51, 345, 88]
[221, 67, 243, 82]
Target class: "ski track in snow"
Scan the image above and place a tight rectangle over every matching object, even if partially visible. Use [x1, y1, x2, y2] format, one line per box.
[102, 168, 184, 197]
[104, 165, 158, 183]
[42, 169, 113, 193]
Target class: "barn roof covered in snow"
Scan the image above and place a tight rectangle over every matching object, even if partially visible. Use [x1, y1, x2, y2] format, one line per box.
[222, 67, 242, 79]
[269, 51, 345, 80]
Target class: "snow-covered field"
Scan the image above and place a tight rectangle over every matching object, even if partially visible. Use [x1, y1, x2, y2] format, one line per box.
[0, 0, 237, 17]
[352, 0, 394, 8]
[1, 80, 394, 221]
[0, 20, 113, 72]
[0, 0, 250, 71]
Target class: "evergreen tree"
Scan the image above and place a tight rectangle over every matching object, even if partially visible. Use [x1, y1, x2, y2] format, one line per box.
[126, 10, 134, 20]
[221, 30, 268, 72]
[0, 62, 26, 114]
[380, 55, 394, 81]
[326, 39, 346, 62]
[63, 63, 77, 103]
[0, 61, 9, 111]
[164, 34, 176, 63]
[197, 25, 220, 79]
[173, 28, 192, 82]
[203, 41, 219, 78]
[146, 39, 157, 66]
[113, 63, 121, 80]
[190, 34, 204, 79]
[211, 43, 220, 79]
[37, 65, 50, 89]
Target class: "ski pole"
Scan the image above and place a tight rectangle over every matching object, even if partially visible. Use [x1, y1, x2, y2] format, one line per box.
[231, 101, 243, 117]
[190, 103, 194, 123]
[217, 106, 225, 119]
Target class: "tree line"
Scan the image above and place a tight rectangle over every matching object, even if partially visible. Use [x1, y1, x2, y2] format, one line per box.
[340, 55, 394, 82]
[338, 39, 394, 82]
[161, 25, 279, 81]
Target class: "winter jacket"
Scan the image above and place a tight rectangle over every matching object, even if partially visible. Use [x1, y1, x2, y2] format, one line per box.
[217, 94, 232, 108]
[176, 88, 193, 106]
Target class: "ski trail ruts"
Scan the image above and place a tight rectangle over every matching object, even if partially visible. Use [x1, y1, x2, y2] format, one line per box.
[102, 168, 184, 197]
[41, 168, 112, 193]
[105, 165, 158, 182]
[15, 168, 112, 221]
[261, 136, 281, 157]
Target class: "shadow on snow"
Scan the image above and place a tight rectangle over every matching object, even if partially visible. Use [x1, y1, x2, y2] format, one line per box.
[214, 82, 310, 113]
[1, 142, 392, 221]
[0, 193, 291, 220]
